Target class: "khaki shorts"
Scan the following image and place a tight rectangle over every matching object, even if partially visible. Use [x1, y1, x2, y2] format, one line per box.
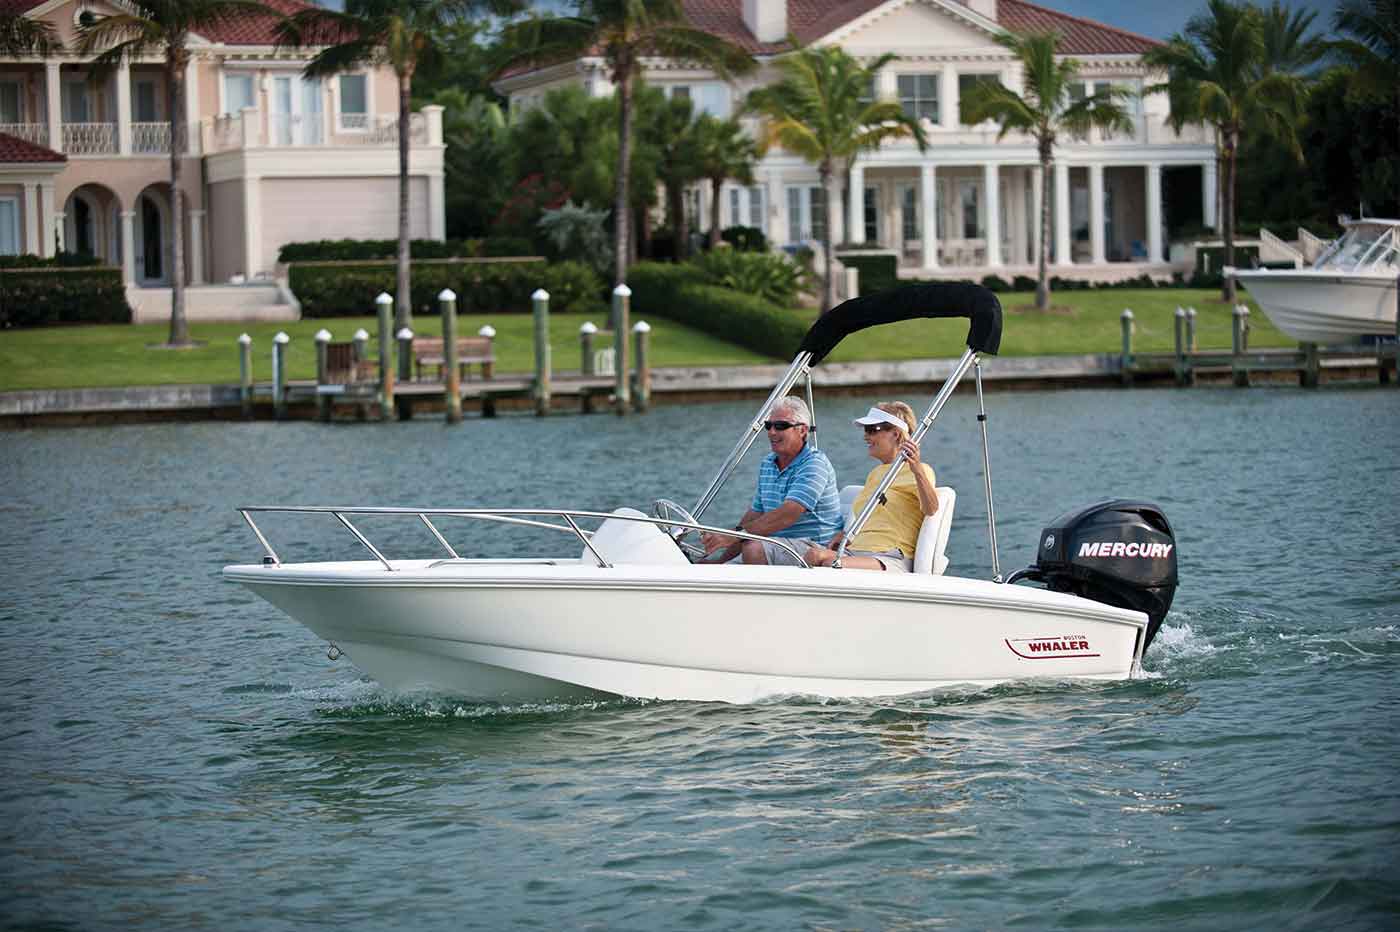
[851, 548, 911, 572]
[759, 537, 820, 566]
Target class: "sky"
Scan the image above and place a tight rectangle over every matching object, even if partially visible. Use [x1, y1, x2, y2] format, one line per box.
[1047, 0, 1341, 40]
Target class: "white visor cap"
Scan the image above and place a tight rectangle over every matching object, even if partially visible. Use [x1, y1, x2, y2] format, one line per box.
[852, 407, 909, 433]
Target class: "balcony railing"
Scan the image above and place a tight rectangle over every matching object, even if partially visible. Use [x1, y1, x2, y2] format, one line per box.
[132, 121, 171, 154]
[0, 123, 49, 148]
[203, 108, 434, 153]
[62, 122, 117, 155]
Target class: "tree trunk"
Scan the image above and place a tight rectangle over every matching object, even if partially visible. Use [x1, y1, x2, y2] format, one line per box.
[1038, 150, 1052, 311]
[820, 160, 835, 313]
[396, 70, 413, 330]
[674, 182, 688, 261]
[708, 176, 723, 249]
[1221, 126, 1237, 304]
[167, 51, 189, 345]
[612, 59, 633, 287]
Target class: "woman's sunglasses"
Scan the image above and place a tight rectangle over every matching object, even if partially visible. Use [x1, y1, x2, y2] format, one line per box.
[763, 420, 802, 432]
[862, 423, 893, 434]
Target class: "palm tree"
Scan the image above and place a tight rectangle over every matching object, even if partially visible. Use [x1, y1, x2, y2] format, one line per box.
[1331, 0, 1399, 176]
[640, 88, 701, 260]
[495, 1, 755, 286]
[691, 114, 757, 250]
[0, 11, 62, 56]
[77, 1, 271, 347]
[960, 31, 1133, 311]
[746, 44, 926, 312]
[276, 0, 521, 331]
[1144, 0, 1312, 303]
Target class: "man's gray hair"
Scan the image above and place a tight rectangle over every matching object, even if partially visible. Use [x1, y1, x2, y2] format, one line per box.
[771, 395, 811, 426]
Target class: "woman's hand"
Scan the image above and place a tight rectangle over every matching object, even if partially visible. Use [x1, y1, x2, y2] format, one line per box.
[900, 438, 921, 465]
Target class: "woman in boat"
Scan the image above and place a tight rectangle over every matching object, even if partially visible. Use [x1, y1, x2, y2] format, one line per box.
[805, 402, 938, 572]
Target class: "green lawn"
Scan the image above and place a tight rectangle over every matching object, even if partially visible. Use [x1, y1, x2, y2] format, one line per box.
[0, 288, 1290, 391]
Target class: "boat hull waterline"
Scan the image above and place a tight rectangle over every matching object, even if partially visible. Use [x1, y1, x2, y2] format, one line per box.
[225, 560, 1149, 703]
[1233, 270, 1397, 345]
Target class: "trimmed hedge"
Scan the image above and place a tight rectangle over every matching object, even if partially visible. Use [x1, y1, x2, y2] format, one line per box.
[1, 266, 131, 327]
[289, 259, 603, 318]
[627, 261, 807, 359]
[0, 251, 102, 269]
[278, 237, 535, 264]
[837, 252, 899, 295]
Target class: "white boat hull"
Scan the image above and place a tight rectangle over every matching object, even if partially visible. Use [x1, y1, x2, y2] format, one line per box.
[1234, 269, 1397, 344]
[224, 559, 1149, 703]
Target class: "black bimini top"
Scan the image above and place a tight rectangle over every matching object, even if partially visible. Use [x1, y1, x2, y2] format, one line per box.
[797, 282, 1003, 365]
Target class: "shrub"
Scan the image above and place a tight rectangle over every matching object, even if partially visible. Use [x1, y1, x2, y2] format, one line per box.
[721, 225, 768, 253]
[837, 252, 898, 295]
[1, 266, 131, 327]
[0, 251, 102, 269]
[1011, 275, 1038, 292]
[277, 238, 537, 264]
[691, 249, 807, 306]
[980, 274, 1011, 293]
[537, 200, 612, 275]
[628, 261, 807, 359]
[290, 259, 602, 318]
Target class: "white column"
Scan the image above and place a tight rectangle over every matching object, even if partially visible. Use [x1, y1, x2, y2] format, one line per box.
[39, 183, 56, 256]
[1146, 163, 1163, 265]
[54, 211, 66, 253]
[766, 170, 784, 245]
[116, 61, 132, 155]
[848, 163, 865, 245]
[427, 172, 446, 241]
[189, 208, 206, 284]
[921, 163, 938, 270]
[22, 183, 39, 255]
[243, 176, 261, 278]
[983, 163, 1001, 267]
[878, 69, 897, 101]
[1054, 161, 1071, 266]
[1030, 165, 1043, 267]
[185, 58, 200, 154]
[1089, 163, 1105, 265]
[1203, 159, 1218, 230]
[120, 210, 136, 284]
[46, 62, 62, 153]
[941, 63, 958, 129]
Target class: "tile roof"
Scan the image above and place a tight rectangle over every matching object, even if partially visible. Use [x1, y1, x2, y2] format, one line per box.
[0, 0, 47, 15]
[0, 131, 66, 163]
[679, 0, 1160, 56]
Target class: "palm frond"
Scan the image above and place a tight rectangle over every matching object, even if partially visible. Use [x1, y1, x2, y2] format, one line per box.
[0, 13, 63, 56]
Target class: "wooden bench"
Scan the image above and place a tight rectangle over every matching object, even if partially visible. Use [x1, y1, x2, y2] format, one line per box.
[412, 336, 495, 381]
[324, 342, 378, 386]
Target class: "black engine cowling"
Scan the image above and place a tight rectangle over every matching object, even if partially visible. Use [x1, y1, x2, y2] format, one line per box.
[1016, 500, 1178, 650]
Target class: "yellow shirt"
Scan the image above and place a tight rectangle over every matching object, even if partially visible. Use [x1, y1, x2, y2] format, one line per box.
[849, 461, 936, 556]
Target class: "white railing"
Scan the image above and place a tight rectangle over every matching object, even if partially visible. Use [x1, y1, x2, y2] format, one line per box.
[203, 109, 431, 153]
[132, 121, 172, 154]
[339, 112, 370, 131]
[340, 113, 427, 145]
[61, 122, 117, 155]
[0, 122, 49, 148]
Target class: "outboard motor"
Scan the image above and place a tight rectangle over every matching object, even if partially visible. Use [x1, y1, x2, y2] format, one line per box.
[1010, 500, 1178, 650]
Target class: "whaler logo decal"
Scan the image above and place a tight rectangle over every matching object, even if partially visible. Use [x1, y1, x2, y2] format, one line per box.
[1005, 636, 1100, 660]
[1078, 541, 1173, 559]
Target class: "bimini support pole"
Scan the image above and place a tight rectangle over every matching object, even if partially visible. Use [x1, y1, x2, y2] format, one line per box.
[974, 359, 1001, 581]
[692, 352, 814, 522]
[837, 348, 978, 567]
[805, 372, 818, 450]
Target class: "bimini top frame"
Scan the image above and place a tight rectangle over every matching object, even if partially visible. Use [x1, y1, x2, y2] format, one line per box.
[689, 282, 1005, 571]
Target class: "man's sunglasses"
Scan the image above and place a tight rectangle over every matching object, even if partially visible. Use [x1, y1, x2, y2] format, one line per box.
[764, 420, 803, 432]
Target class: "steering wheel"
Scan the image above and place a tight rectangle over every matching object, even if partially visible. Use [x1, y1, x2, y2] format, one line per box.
[651, 498, 707, 560]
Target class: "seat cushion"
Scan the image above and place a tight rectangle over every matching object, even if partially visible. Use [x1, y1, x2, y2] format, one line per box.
[912, 487, 956, 574]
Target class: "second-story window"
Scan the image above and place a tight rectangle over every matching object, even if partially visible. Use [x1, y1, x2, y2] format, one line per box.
[223, 73, 254, 115]
[339, 74, 368, 130]
[0, 81, 21, 123]
[958, 73, 1000, 125]
[897, 74, 938, 123]
[665, 83, 730, 119]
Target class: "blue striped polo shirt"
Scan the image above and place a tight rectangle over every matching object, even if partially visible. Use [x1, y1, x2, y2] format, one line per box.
[751, 443, 842, 544]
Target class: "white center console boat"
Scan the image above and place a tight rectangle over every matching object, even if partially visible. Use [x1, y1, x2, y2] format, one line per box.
[224, 283, 1179, 703]
[1233, 219, 1399, 344]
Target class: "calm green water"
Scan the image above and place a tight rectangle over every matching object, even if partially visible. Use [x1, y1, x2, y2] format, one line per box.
[2, 387, 1398, 931]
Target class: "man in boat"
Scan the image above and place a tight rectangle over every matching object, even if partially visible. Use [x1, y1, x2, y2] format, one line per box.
[804, 402, 938, 572]
[699, 396, 842, 565]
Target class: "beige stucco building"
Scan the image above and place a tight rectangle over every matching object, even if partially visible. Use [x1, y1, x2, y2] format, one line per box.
[0, 0, 445, 293]
[495, 0, 1219, 281]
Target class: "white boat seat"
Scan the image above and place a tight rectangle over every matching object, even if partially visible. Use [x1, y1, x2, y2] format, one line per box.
[583, 507, 691, 566]
[839, 483, 956, 575]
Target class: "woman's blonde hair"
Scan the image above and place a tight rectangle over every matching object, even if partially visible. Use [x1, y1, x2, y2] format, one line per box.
[875, 401, 917, 436]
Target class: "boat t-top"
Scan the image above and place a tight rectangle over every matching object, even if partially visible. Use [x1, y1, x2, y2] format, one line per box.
[1233, 218, 1399, 345]
[224, 283, 1179, 704]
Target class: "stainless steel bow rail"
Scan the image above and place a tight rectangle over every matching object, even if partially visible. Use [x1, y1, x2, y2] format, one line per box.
[236, 506, 811, 570]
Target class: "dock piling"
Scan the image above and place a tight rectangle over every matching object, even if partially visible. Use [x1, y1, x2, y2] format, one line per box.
[533, 288, 552, 416]
[314, 328, 332, 422]
[1119, 309, 1134, 386]
[632, 320, 651, 413]
[238, 333, 253, 419]
[1186, 306, 1198, 352]
[1173, 308, 1188, 386]
[271, 331, 290, 420]
[1301, 342, 1320, 388]
[612, 284, 631, 415]
[376, 293, 394, 421]
[1232, 305, 1251, 388]
[440, 289, 461, 423]
[396, 327, 415, 420]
